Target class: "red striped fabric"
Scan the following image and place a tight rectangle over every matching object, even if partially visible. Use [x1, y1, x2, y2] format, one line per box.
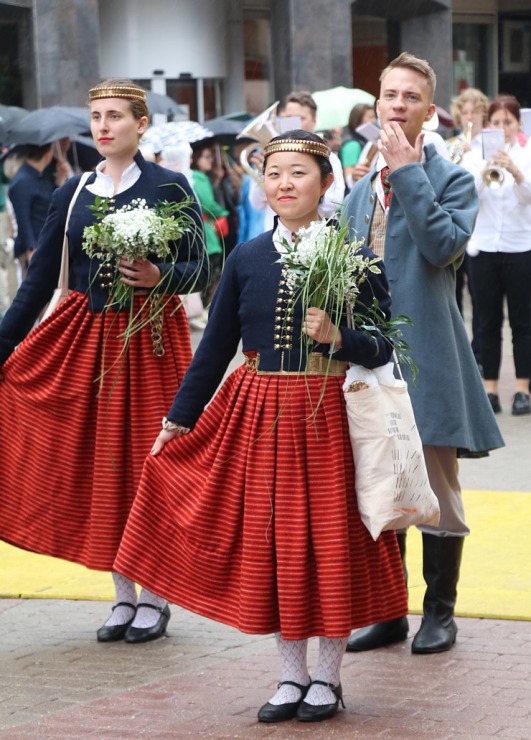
[0, 291, 192, 570]
[115, 366, 408, 640]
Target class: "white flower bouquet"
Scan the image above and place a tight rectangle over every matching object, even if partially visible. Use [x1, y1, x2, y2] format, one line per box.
[82, 193, 204, 373]
[279, 220, 381, 317]
[277, 220, 417, 380]
[82, 196, 193, 312]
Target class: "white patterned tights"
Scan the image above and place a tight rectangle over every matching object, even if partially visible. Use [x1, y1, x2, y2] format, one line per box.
[268, 633, 348, 706]
[105, 573, 167, 629]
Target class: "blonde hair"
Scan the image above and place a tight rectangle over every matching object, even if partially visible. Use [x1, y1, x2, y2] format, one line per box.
[380, 52, 436, 101]
[450, 88, 489, 127]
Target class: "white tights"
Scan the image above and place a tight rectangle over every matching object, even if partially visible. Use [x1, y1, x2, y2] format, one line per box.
[269, 633, 349, 706]
[104, 573, 166, 629]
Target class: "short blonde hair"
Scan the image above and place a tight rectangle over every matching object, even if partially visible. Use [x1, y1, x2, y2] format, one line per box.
[450, 88, 489, 127]
[380, 52, 436, 101]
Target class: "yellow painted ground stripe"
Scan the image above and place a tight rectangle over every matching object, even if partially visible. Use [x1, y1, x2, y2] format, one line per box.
[2, 490, 530, 621]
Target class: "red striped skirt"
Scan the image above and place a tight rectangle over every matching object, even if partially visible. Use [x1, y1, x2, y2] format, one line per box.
[114, 364, 408, 639]
[0, 291, 192, 570]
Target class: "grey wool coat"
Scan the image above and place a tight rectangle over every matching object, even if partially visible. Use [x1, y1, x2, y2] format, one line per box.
[342, 144, 504, 454]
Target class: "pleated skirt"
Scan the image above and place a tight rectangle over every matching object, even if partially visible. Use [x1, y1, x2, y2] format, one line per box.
[114, 363, 408, 640]
[0, 291, 192, 570]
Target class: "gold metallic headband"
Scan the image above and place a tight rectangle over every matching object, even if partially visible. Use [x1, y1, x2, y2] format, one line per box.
[88, 86, 147, 103]
[263, 139, 330, 160]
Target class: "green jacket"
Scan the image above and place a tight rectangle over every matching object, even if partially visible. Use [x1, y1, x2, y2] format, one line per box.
[191, 169, 228, 256]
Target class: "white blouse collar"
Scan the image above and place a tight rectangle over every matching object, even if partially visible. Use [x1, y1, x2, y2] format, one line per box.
[273, 220, 295, 254]
[86, 159, 142, 197]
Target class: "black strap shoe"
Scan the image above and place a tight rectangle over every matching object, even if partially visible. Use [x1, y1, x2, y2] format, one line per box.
[346, 616, 409, 652]
[124, 603, 170, 644]
[296, 680, 345, 722]
[96, 601, 136, 642]
[257, 680, 311, 723]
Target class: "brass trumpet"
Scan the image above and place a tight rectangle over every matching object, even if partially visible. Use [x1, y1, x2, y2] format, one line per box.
[236, 101, 280, 188]
[362, 142, 379, 166]
[482, 143, 510, 189]
[447, 121, 473, 164]
[482, 165, 505, 189]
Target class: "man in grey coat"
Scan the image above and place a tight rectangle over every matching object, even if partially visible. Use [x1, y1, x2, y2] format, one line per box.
[342, 52, 504, 654]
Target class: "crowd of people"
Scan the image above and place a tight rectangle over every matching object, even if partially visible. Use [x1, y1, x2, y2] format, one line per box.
[0, 51, 527, 724]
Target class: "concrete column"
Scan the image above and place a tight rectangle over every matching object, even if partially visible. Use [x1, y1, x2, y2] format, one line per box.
[224, 0, 246, 113]
[32, 0, 101, 107]
[271, 0, 352, 99]
[399, 9, 453, 110]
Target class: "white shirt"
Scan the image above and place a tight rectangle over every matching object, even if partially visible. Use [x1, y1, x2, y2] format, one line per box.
[272, 219, 295, 254]
[249, 152, 346, 231]
[86, 160, 142, 198]
[463, 142, 531, 255]
[421, 131, 451, 160]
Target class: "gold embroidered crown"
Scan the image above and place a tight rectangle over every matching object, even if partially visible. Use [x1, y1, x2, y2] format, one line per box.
[88, 85, 147, 103]
[263, 138, 330, 160]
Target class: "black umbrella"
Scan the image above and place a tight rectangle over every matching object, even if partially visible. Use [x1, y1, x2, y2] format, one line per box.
[145, 91, 188, 118]
[204, 113, 253, 137]
[0, 104, 28, 143]
[68, 134, 101, 172]
[4, 105, 91, 146]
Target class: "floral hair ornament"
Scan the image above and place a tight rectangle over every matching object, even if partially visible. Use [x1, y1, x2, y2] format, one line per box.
[263, 138, 331, 160]
[88, 85, 147, 103]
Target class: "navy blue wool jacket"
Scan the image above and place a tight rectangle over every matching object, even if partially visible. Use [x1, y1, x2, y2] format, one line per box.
[8, 162, 56, 258]
[0, 152, 208, 363]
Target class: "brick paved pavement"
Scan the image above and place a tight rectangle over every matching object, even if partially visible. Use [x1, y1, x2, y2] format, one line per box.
[0, 599, 530, 738]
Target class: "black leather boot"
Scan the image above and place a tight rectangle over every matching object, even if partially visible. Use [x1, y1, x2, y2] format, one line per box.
[346, 532, 409, 652]
[411, 534, 464, 654]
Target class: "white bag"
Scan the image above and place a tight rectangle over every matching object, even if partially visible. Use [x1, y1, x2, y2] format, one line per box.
[42, 172, 91, 321]
[343, 362, 440, 541]
[179, 291, 204, 319]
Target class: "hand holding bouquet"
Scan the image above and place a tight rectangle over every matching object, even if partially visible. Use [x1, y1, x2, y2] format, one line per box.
[82, 193, 200, 366]
[82, 196, 194, 311]
[277, 220, 417, 381]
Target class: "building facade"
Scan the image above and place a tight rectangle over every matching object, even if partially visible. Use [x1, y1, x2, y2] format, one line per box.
[0, 0, 530, 120]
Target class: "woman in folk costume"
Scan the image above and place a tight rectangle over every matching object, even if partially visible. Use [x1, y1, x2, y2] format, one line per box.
[114, 130, 408, 723]
[0, 79, 208, 643]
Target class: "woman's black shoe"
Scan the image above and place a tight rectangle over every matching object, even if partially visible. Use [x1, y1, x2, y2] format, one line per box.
[96, 601, 136, 642]
[124, 603, 171, 644]
[296, 680, 345, 722]
[257, 680, 310, 723]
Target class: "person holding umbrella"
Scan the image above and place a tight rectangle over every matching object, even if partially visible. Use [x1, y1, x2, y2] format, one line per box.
[7, 143, 55, 282]
[0, 78, 208, 643]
